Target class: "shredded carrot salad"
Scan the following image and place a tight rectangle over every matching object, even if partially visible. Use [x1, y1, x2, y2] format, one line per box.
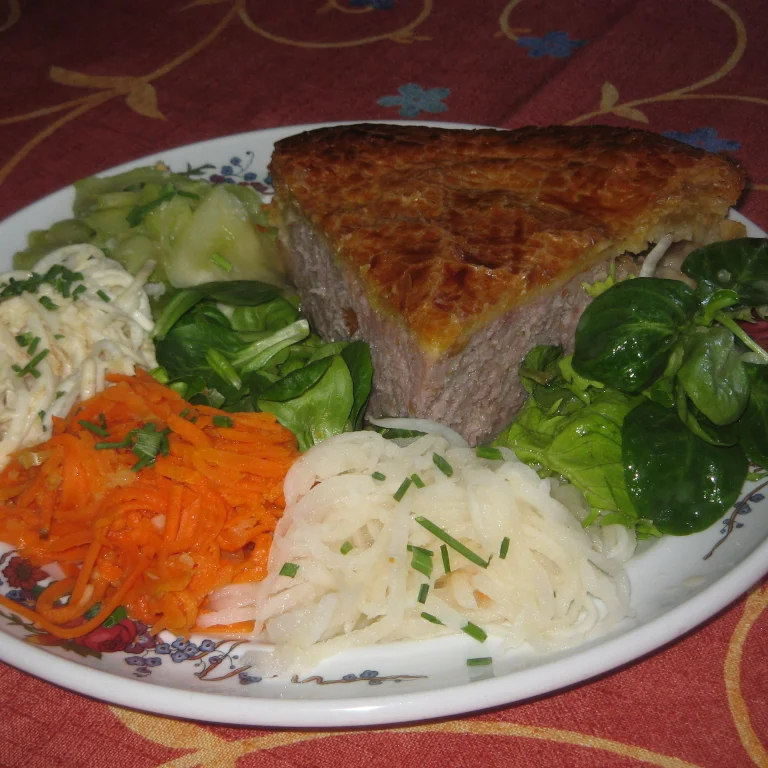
[0, 369, 298, 639]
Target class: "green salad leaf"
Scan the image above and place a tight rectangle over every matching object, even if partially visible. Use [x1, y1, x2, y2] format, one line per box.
[258, 356, 354, 451]
[498, 237, 768, 538]
[677, 326, 749, 425]
[737, 363, 768, 467]
[494, 346, 644, 532]
[153, 280, 372, 450]
[573, 278, 698, 392]
[622, 400, 748, 535]
[682, 238, 768, 307]
[340, 342, 374, 430]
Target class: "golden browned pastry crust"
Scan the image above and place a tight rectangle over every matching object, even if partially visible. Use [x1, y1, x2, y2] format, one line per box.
[270, 124, 745, 356]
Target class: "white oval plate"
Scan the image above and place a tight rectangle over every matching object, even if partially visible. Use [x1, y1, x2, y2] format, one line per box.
[0, 123, 766, 728]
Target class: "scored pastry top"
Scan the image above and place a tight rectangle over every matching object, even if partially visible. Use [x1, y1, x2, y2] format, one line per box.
[270, 123, 745, 356]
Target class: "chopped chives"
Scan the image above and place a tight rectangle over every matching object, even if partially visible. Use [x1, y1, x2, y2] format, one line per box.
[11, 364, 21, 374]
[440, 544, 451, 573]
[126, 188, 175, 226]
[38, 410, 45, 421]
[410, 547, 433, 578]
[55, 391, 64, 399]
[500, 536, 510, 560]
[411, 473, 425, 488]
[432, 453, 453, 477]
[212, 415, 234, 428]
[407, 544, 434, 556]
[466, 657, 492, 667]
[131, 455, 154, 472]
[72, 285, 86, 301]
[176, 189, 200, 200]
[54, 334, 65, 340]
[78, 419, 109, 437]
[180, 408, 190, 419]
[16, 348, 49, 378]
[462, 622, 487, 643]
[279, 562, 299, 578]
[39, 296, 57, 311]
[421, 611, 444, 626]
[27, 336, 40, 355]
[98, 413, 107, 430]
[475, 446, 503, 461]
[415, 516, 489, 569]
[393, 477, 412, 502]
[130, 423, 171, 471]
[340, 541, 353, 555]
[210, 252, 233, 272]
[417, 583, 429, 604]
[371, 471, 386, 481]
[169, 382, 188, 397]
[97, 290, 111, 303]
[95, 430, 137, 450]
[150, 366, 170, 384]
[95, 439, 126, 450]
[14, 332, 32, 348]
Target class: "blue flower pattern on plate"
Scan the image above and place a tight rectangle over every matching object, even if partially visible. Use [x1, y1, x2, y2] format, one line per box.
[377, 84, 450, 118]
[122, 636, 263, 682]
[239, 671, 263, 685]
[516, 31, 585, 59]
[663, 127, 741, 152]
[720, 492, 762, 534]
[208, 152, 273, 193]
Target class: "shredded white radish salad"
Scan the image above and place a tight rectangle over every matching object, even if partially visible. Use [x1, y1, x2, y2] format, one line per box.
[202, 430, 636, 672]
[0, 244, 157, 468]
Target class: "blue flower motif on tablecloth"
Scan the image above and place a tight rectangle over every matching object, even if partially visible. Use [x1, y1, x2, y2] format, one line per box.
[378, 84, 450, 118]
[516, 31, 585, 59]
[663, 127, 741, 153]
[349, 0, 394, 8]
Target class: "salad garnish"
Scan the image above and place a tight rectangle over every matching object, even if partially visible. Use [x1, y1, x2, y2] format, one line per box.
[495, 237, 768, 536]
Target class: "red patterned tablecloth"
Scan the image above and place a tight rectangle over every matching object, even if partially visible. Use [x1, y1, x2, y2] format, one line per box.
[1, 1, 767, 766]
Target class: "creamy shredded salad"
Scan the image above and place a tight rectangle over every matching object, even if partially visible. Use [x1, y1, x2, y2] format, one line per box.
[0, 244, 157, 468]
[204, 430, 636, 673]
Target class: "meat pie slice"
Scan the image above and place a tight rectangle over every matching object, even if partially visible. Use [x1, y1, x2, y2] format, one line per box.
[269, 123, 745, 444]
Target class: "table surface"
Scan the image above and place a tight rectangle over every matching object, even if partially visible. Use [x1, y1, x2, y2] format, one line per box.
[1, 1, 767, 766]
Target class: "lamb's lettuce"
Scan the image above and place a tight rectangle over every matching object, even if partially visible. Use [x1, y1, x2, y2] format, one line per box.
[153, 280, 372, 450]
[257, 356, 355, 451]
[677, 326, 749, 425]
[497, 238, 768, 538]
[573, 278, 698, 392]
[737, 363, 768, 467]
[681, 238, 768, 306]
[493, 346, 649, 534]
[622, 400, 747, 535]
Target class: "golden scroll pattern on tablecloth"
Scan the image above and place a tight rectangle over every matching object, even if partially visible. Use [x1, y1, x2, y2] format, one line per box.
[106, 583, 768, 767]
[0, 0, 766, 195]
[0, 1, 767, 764]
[110, 707, 705, 768]
[0, 0, 20, 33]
